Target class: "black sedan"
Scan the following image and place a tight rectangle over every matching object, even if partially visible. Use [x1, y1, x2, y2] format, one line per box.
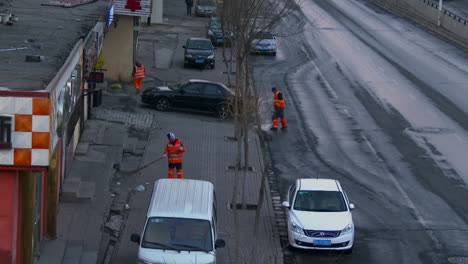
[141, 79, 234, 119]
[183, 38, 215, 69]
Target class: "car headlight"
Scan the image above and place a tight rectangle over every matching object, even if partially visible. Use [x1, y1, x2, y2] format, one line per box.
[185, 54, 193, 58]
[208, 30, 214, 36]
[207, 54, 214, 59]
[340, 224, 353, 236]
[290, 220, 304, 235]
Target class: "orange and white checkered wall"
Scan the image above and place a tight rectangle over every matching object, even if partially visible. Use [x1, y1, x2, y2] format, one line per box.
[0, 97, 51, 166]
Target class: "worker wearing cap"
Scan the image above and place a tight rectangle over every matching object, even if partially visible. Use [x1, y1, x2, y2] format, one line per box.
[271, 87, 288, 130]
[162, 132, 186, 178]
[132, 60, 146, 93]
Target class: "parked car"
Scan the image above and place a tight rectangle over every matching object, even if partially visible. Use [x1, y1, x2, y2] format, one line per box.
[195, 0, 217, 17]
[131, 179, 225, 264]
[141, 79, 234, 119]
[183, 37, 216, 69]
[207, 17, 232, 46]
[250, 31, 277, 56]
[282, 178, 355, 253]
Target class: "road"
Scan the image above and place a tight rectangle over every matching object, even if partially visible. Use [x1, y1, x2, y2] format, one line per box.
[251, 0, 468, 263]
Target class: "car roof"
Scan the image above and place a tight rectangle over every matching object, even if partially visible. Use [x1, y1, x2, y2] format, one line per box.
[188, 79, 227, 88]
[147, 179, 214, 221]
[297, 178, 341, 192]
[188, 37, 212, 42]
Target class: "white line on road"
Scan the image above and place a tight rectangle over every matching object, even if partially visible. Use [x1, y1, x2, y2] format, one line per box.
[361, 133, 443, 249]
[454, 133, 464, 142]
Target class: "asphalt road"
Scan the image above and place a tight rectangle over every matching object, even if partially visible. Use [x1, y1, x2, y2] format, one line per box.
[251, 0, 468, 263]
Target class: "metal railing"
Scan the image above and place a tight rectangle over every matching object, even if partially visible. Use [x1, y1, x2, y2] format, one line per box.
[422, 0, 468, 25]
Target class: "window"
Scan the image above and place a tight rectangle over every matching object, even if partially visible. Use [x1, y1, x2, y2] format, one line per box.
[288, 185, 296, 205]
[142, 217, 213, 251]
[203, 84, 223, 96]
[0, 116, 12, 149]
[293, 191, 347, 212]
[184, 84, 202, 94]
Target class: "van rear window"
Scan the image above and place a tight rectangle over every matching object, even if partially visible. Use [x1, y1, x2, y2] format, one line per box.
[142, 217, 213, 251]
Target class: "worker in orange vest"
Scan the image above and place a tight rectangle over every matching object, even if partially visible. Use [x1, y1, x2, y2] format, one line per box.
[162, 132, 186, 179]
[132, 60, 146, 93]
[271, 87, 288, 130]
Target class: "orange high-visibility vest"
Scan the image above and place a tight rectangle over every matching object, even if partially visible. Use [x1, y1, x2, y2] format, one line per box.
[164, 139, 186, 164]
[273, 90, 286, 109]
[132, 65, 146, 79]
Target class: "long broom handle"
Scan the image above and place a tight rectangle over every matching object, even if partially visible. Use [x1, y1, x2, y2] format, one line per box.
[117, 150, 182, 175]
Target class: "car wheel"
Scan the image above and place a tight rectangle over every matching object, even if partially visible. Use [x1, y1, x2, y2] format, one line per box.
[272, 52, 277, 56]
[211, 63, 215, 69]
[155, 98, 170, 111]
[344, 246, 353, 254]
[216, 104, 229, 119]
[183, 62, 188, 68]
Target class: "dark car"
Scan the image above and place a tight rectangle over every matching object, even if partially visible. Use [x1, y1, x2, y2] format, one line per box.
[207, 17, 232, 46]
[141, 79, 234, 119]
[183, 38, 216, 69]
[195, 0, 217, 17]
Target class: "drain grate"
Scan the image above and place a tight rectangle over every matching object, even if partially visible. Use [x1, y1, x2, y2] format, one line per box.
[226, 165, 254, 172]
[230, 203, 258, 210]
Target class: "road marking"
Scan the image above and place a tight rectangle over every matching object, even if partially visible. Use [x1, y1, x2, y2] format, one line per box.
[361, 133, 443, 249]
[454, 133, 464, 142]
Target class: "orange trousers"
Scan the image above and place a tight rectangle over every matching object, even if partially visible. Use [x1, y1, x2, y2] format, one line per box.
[133, 77, 144, 92]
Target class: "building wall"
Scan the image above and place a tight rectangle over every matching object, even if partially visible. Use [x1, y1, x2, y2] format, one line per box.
[0, 170, 19, 264]
[0, 96, 51, 167]
[101, 15, 134, 82]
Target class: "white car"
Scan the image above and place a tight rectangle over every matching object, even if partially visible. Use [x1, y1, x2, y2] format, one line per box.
[282, 178, 355, 253]
[250, 31, 277, 56]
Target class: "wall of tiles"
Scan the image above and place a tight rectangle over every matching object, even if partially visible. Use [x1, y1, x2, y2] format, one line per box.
[0, 96, 51, 166]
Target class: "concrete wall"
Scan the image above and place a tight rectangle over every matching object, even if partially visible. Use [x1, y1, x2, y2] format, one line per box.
[101, 15, 134, 82]
[370, 0, 468, 51]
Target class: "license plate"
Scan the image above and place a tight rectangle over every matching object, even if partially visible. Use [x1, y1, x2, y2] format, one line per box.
[313, 240, 331, 246]
[195, 59, 204, 63]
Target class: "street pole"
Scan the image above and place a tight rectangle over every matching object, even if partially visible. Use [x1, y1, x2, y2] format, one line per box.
[437, 0, 443, 27]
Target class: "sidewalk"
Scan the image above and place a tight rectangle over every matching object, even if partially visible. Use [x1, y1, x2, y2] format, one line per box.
[37, 0, 284, 262]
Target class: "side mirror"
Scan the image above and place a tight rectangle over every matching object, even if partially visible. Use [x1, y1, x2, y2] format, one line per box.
[349, 203, 355, 210]
[281, 201, 290, 209]
[130, 233, 141, 244]
[215, 239, 226, 249]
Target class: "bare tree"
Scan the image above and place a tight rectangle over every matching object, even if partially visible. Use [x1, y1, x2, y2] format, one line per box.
[217, 0, 301, 262]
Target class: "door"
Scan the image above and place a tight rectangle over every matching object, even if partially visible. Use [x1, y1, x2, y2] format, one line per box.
[33, 172, 42, 257]
[200, 84, 226, 111]
[171, 82, 204, 109]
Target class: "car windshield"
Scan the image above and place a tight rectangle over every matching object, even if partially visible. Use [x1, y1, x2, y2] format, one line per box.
[210, 20, 221, 29]
[142, 217, 213, 251]
[187, 40, 213, 50]
[293, 191, 347, 212]
[168, 81, 190, 90]
[253, 32, 273, 40]
[199, 0, 215, 6]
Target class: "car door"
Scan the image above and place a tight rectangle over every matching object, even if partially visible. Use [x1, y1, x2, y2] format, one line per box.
[171, 82, 204, 109]
[200, 84, 226, 111]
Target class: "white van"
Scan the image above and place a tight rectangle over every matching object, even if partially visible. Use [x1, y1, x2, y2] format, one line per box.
[131, 179, 225, 264]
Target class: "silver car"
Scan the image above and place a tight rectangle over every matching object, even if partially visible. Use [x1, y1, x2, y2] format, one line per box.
[250, 31, 277, 56]
[195, 0, 217, 17]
